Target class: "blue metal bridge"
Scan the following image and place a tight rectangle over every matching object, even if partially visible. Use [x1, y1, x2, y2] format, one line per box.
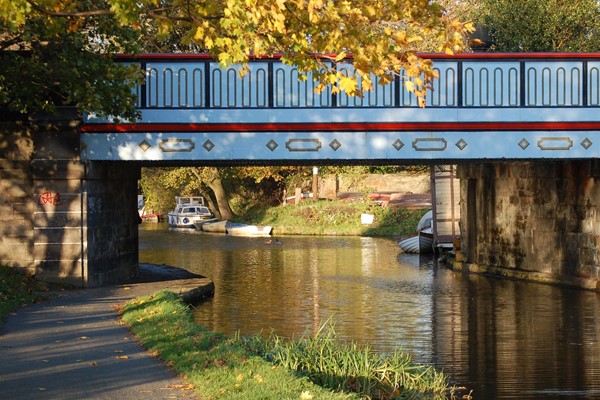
[81, 53, 600, 162]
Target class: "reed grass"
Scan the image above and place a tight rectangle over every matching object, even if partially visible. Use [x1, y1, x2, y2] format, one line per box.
[233, 319, 450, 400]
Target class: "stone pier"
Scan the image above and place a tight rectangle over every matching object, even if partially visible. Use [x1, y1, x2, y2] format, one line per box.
[455, 161, 600, 290]
[0, 110, 139, 287]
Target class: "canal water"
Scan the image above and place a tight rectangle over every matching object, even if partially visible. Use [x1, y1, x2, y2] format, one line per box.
[139, 223, 600, 400]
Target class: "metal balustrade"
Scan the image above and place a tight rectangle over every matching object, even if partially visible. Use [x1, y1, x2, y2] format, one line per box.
[117, 54, 600, 111]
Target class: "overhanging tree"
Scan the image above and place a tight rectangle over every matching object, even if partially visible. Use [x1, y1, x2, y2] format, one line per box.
[0, 1, 143, 120]
[1, 0, 473, 118]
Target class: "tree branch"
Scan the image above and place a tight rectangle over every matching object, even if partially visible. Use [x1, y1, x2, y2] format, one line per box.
[25, 0, 113, 18]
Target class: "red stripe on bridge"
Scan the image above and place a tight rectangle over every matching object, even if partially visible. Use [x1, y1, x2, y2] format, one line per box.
[81, 122, 600, 133]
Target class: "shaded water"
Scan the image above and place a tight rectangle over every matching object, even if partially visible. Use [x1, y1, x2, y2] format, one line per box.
[139, 223, 600, 399]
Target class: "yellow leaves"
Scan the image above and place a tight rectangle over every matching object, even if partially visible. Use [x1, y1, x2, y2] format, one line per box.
[166, 383, 195, 391]
[334, 52, 347, 62]
[464, 21, 476, 34]
[394, 30, 408, 46]
[407, 34, 423, 44]
[364, 5, 377, 17]
[116, 355, 129, 360]
[338, 75, 357, 95]
[270, 4, 287, 34]
[307, 0, 324, 22]
[194, 26, 205, 41]
[275, 0, 287, 11]
[218, 52, 231, 65]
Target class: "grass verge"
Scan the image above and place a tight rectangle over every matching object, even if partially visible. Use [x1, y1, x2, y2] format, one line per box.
[121, 290, 452, 400]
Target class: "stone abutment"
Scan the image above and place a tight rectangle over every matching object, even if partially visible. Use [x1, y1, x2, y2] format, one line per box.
[0, 109, 139, 287]
[455, 161, 600, 290]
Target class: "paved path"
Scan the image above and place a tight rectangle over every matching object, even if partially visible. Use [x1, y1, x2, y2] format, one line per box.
[0, 265, 213, 400]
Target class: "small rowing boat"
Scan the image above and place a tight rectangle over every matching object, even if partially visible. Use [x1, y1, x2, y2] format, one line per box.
[226, 223, 273, 237]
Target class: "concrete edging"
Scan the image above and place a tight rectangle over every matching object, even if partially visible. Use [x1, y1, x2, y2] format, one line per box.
[135, 263, 215, 305]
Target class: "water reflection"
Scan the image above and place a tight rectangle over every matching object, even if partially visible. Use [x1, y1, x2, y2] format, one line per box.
[435, 273, 600, 399]
[139, 224, 600, 399]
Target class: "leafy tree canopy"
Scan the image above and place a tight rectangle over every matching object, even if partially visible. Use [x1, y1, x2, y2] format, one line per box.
[473, 0, 600, 52]
[0, 0, 473, 118]
[0, 1, 143, 120]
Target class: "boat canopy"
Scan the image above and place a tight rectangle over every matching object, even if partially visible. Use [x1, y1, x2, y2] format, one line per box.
[416, 210, 433, 231]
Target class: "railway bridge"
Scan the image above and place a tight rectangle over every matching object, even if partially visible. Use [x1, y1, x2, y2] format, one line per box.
[2, 53, 600, 288]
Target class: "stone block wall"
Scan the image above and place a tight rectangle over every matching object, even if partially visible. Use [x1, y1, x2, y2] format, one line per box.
[318, 172, 431, 199]
[84, 161, 140, 286]
[1, 110, 140, 287]
[31, 115, 87, 285]
[457, 161, 600, 290]
[0, 122, 35, 274]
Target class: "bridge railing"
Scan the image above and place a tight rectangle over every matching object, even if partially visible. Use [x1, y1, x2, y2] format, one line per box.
[121, 53, 600, 111]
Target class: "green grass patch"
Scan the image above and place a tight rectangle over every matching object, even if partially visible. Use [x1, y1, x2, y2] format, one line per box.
[237, 200, 428, 237]
[121, 291, 454, 399]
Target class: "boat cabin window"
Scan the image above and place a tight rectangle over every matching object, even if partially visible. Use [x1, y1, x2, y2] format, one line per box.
[181, 206, 211, 214]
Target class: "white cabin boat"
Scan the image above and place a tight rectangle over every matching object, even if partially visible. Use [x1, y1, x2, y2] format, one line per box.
[398, 210, 434, 254]
[167, 196, 214, 228]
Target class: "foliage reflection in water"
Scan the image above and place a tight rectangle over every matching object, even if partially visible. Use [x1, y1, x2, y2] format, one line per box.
[140, 224, 600, 400]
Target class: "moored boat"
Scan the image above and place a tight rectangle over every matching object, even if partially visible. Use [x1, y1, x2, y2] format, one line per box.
[398, 210, 434, 254]
[200, 219, 228, 233]
[192, 218, 220, 230]
[166, 196, 215, 228]
[397, 230, 434, 254]
[226, 223, 273, 237]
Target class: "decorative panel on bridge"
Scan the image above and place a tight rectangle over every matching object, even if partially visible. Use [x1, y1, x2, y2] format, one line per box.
[81, 53, 600, 162]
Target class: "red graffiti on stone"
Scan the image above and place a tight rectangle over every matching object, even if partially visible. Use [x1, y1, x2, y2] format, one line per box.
[38, 191, 64, 207]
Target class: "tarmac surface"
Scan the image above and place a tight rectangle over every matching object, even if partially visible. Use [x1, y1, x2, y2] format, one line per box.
[0, 264, 214, 400]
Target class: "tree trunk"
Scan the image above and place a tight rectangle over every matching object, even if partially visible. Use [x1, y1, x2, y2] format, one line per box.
[203, 194, 222, 220]
[190, 167, 235, 220]
[206, 176, 235, 220]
